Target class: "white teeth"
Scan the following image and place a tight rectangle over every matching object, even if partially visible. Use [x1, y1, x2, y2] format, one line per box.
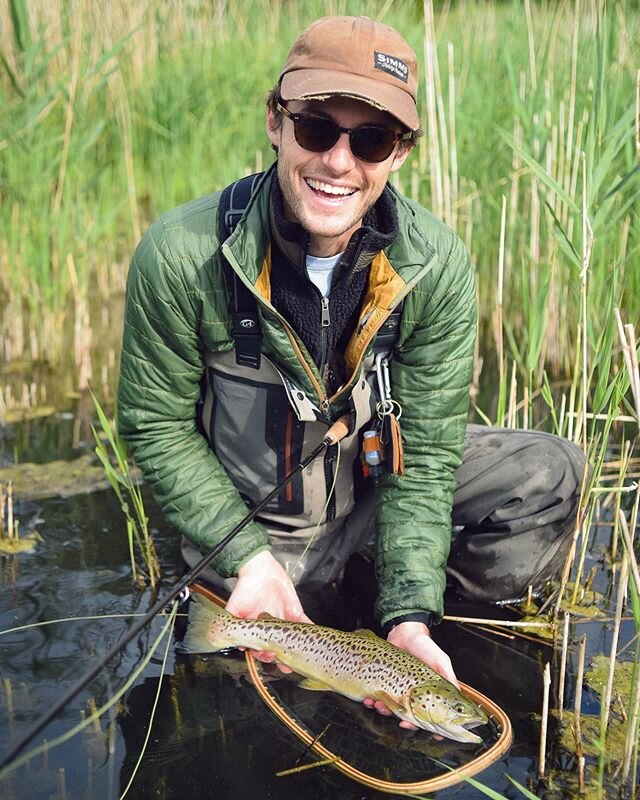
[306, 178, 356, 196]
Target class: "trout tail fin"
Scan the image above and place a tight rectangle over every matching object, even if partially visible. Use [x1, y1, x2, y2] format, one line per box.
[179, 593, 235, 654]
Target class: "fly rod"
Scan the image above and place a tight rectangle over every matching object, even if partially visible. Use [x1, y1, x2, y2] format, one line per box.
[0, 414, 351, 776]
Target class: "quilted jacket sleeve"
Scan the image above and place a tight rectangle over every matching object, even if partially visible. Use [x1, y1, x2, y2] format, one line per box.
[374, 230, 476, 626]
[117, 218, 270, 576]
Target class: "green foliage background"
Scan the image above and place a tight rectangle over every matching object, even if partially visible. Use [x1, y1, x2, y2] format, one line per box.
[1, 0, 639, 423]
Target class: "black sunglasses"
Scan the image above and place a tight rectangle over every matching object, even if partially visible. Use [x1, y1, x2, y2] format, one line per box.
[276, 103, 412, 164]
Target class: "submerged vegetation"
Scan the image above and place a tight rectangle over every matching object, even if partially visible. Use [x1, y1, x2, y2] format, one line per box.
[0, 0, 639, 797]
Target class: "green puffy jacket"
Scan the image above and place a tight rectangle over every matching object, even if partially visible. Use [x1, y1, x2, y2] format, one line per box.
[117, 169, 476, 625]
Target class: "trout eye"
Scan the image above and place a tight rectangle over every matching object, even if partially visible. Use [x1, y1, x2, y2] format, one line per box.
[454, 703, 466, 714]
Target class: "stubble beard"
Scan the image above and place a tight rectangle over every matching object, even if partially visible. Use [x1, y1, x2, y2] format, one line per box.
[276, 161, 370, 243]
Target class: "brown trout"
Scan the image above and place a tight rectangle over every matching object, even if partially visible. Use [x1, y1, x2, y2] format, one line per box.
[181, 595, 488, 743]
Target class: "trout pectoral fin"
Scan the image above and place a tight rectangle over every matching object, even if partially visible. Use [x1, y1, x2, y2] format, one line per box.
[299, 677, 332, 692]
[373, 691, 407, 715]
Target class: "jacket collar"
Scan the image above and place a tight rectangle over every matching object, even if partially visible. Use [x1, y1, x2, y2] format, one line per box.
[268, 171, 399, 285]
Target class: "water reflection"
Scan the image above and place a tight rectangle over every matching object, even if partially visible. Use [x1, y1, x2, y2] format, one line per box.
[0, 418, 636, 799]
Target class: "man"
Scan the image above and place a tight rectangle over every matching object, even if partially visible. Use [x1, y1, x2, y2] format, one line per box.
[118, 16, 585, 712]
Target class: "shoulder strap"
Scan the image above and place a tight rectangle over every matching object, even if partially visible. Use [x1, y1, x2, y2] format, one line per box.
[373, 300, 404, 355]
[219, 173, 264, 369]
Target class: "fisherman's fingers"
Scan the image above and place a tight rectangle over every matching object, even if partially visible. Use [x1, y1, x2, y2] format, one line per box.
[228, 551, 313, 623]
[365, 698, 392, 715]
[387, 621, 460, 688]
[244, 649, 293, 674]
[362, 697, 394, 717]
[363, 697, 419, 729]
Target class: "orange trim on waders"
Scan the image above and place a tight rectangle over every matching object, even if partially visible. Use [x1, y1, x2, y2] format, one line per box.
[190, 584, 513, 795]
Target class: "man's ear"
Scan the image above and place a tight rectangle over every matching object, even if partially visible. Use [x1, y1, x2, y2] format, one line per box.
[389, 142, 414, 174]
[266, 106, 281, 149]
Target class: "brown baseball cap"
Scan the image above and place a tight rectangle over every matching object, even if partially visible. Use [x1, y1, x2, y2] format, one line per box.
[279, 16, 420, 131]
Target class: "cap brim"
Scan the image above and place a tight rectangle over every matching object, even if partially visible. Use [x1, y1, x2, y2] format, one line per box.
[280, 69, 419, 131]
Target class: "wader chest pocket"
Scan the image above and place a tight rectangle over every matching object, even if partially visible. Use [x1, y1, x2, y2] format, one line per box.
[202, 350, 374, 527]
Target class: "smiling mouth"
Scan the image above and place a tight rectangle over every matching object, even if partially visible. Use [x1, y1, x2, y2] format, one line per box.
[305, 178, 357, 198]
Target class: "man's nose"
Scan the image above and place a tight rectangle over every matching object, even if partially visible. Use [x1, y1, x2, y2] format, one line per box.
[321, 132, 356, 172]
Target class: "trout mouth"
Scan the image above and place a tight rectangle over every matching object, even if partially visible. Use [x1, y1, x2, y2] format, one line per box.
[456, 711, 488, 729]
[406, 687, 488, 744]
[443, 713, 488, 744]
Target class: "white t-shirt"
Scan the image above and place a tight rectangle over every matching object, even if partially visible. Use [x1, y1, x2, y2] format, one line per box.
[306, 252, 343, 297]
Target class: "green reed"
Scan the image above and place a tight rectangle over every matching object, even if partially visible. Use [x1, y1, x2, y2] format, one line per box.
[1, 0, 638, 402]
[90, 392, 161, 590]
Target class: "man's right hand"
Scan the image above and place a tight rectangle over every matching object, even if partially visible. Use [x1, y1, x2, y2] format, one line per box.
[225, 550, 312, 670]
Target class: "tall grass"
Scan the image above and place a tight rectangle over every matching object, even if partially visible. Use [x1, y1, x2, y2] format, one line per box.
[90, 392, 160, 590]
[0, 0, 638, 415]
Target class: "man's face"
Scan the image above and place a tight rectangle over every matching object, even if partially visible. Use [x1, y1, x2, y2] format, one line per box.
[266, 96, 412, 257]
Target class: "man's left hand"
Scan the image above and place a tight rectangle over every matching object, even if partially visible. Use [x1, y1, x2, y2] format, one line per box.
[363, 621, 459, 729]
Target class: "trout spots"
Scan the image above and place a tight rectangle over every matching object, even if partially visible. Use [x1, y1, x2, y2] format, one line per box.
[198, 603, 487, 742]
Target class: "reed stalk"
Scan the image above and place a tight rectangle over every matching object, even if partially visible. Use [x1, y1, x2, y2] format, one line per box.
[597, 555, 629, 786]
[90, 393, 160, 590]
[614, 309, 640, 427]
[7, 482, 14, 541]
[574, 634, 587, 794]
[3, 677, 14, 720]
[56, 768, 68, 800]
[538, 662, 551, 778]
[0, 484, 5, 539]
[558, 612, 571, 722]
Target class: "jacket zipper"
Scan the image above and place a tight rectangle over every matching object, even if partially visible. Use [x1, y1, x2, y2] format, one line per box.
[222, 243, 432, 415]
[327, 300, 403, 405]
[319, 296, 331, 379]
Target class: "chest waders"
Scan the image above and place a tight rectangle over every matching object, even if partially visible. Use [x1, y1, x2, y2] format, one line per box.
[187, 174, 404, 589]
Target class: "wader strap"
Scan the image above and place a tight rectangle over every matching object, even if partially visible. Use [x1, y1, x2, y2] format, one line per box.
[219, 172, 264, 369]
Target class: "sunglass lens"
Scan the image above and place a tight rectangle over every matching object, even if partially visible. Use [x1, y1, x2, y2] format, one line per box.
[294, 116, 340, 152]
[289, 110, 399, 163]
[351, 126, 397, 162]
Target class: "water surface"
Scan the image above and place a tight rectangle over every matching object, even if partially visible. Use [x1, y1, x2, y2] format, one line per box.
[0, 413, 635, 799]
